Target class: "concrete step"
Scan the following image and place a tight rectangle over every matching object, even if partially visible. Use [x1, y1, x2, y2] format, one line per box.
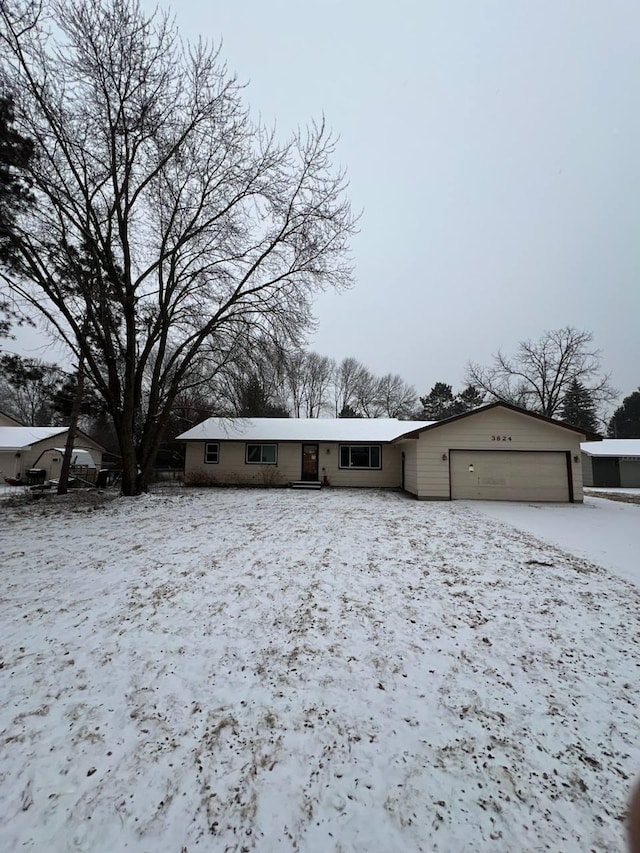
[291, 480, 322, 490]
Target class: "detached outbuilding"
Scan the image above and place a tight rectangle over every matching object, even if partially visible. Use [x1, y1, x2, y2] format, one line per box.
[581, 440, 640, 488]
[0, 426, 105, 485]
[178, 402, 592, 502]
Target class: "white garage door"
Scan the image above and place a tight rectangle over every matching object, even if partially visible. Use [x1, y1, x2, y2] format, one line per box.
[450, 450, 570, 502]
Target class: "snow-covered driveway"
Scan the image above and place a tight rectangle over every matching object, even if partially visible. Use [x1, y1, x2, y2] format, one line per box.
[474, 495, 640, 588]
[1, 488, 638, 852]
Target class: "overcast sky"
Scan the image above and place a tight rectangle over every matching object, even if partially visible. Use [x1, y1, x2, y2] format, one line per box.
[10, 0, 640, 403]
[156, 0, 638, 400]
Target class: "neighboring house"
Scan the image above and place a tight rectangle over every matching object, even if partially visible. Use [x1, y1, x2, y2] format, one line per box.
[0, 411, 22, 426]
[178, 402, 595, 502]
[581, 440, 640, 488]
[0, 426, 105, 484]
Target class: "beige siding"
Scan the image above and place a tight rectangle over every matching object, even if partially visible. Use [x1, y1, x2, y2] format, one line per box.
[185, 441, 403, 488]
[323, 443, 402, 488]
[0, 451, 20, 479]
[399, 440, 418, 495]
[414, 407, 584, 501]
[185, 441, 297, 486]
[11, 437, 103, 480]
[620, 459, 640, 487]
[450, 450, 569, 501]
[581, 454, 594, 487]
[30, 448, 99, 483]
[0, 412, 21, 426]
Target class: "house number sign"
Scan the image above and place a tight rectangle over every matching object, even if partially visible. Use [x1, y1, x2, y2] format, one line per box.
[491, 435, 512, 441]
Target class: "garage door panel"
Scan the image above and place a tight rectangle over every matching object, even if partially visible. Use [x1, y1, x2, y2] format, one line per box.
[450, 450, 569, 502]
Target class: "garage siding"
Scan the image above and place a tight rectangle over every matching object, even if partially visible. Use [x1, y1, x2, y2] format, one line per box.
[0, 450, 19, 479]
[581, 454, 594, 487]
[620, 459, 640, 488]
[413, 407, 583, 501]
[450, 450, 569, 501]
[401, 441, 418, 495]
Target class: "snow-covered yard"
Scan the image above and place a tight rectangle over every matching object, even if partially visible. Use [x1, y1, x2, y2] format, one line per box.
[1, 488, 639, 852]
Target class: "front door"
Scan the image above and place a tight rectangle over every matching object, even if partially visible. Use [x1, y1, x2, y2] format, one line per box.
[301, 444, 319, 481]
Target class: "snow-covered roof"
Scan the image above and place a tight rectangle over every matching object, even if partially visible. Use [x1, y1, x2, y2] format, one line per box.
[0, 426, 67, 451]
[581, 440, 640, 458]
[177, 417, 434, 443]
[53, 448, 97, 468]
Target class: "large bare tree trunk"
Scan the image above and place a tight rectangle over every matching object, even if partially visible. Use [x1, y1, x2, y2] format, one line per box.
[57, 352, 84, 496]
[0, 0, 356, 496]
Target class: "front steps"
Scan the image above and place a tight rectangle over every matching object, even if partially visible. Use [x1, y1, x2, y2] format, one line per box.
[291, 480, 322, 490]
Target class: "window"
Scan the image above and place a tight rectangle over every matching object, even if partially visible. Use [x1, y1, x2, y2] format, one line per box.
[204, 443, 219, 464]
[339, 445, 381, 469]
[246, 444, 277, 464]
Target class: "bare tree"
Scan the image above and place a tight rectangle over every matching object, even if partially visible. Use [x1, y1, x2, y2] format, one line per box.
[0, 0, 355, 494]
[352, 367, 383, 417]
[376, 373, 417, 418]
[0, 93, 33, 340]
[211, 334, 290, 416]
[301, 352, 335, 417]
[283, 349, 307, 417]
[332, 359, 417, 418]
[332, 356, 364, 417]
[281, 350, 333, 417]
[466, 327, 616, 418]
[0, 353, 64, 424]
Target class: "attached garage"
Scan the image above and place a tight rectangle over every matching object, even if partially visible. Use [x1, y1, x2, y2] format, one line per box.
[449, 450, 571, 502]
[395, 402, 593, 503]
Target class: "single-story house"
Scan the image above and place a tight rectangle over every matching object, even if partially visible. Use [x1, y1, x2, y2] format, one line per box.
[177, 402, 595, 502]
[0, 426, 105, 484]
[581, 439, 640, 488]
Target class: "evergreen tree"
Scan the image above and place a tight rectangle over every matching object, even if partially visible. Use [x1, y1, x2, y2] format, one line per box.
[560, 378, 598, 432]
[420, 382, 484, 420]
[608, 389, 640, 438]
[456, 384, 485, 412]
[237, 376, 290, 418]
[420, 382, 456, 420]
[338, 404, 360, 418]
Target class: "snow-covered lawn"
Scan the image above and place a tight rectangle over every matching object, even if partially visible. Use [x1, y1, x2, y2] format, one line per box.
[1, 488, 639, 852]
